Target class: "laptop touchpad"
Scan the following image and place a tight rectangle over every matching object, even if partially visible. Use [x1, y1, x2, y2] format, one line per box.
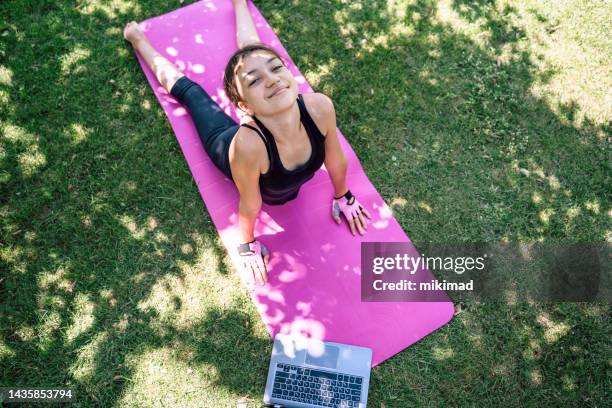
[305, 344, 339, 369]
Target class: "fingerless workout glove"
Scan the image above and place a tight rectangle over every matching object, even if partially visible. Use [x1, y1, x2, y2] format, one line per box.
[332, 190, 364, 220]
[237, 239, 269, 259]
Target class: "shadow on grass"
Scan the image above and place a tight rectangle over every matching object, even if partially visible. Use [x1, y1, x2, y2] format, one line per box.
[0, 0, 609, 406]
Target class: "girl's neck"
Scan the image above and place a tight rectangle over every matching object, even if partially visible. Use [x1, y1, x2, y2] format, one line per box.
[254, 100, 302, 144]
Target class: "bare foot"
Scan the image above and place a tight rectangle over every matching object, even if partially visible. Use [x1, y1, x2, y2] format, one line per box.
[123, 21, 145, 45]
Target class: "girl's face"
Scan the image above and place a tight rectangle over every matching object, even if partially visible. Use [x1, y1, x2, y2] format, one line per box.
[234, 50, 298, 116]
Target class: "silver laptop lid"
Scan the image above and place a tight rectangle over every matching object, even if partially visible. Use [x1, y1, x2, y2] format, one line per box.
[264, 334, 372, 408]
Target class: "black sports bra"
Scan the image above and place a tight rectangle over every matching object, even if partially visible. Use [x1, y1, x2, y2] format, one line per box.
[241, 94, 326, 205]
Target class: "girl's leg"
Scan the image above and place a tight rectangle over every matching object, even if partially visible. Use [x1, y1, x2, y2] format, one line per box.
[170, 76, 239, 180]
[123, 21, 183, 93]
[233, 0, 261, 49]
[124, 21, 238, 180]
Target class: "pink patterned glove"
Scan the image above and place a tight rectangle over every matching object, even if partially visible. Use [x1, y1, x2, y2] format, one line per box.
[331, 190, 372, 236]
[237, 239, 270, 285]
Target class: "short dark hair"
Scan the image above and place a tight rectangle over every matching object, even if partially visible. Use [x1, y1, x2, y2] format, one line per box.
[223, 43, 285, 108]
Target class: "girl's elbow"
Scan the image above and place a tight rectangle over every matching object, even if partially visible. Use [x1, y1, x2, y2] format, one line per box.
[341, 156, 348, 169]
[328, 156, 348, 173]
[242, 207, 261, 218]
[239, 199, 262, 217]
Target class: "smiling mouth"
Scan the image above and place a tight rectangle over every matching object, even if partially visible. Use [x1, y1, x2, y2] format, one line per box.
[268, 87, 288, 98]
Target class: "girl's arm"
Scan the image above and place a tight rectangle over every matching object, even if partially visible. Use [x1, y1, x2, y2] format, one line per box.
[233, 0, 261, 48]
[229, 129, 270, 285]
[320, 96, 349, 197]
[229, 130, 264, 244]
[318, 94, 371, 236]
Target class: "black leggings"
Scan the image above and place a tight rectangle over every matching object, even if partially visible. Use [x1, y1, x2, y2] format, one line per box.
[170, 76, 239, 181]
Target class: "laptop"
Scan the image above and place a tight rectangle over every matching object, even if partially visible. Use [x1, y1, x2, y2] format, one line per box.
[263, 334, 373, 408]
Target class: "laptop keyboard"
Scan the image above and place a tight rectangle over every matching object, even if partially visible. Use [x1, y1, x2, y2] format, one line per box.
[271, 363, 363, 408]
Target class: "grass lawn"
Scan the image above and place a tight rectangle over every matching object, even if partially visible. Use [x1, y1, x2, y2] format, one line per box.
[1, 0, 610, 406]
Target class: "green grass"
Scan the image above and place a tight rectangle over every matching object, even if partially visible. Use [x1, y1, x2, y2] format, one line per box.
[1, 0, 610, 406]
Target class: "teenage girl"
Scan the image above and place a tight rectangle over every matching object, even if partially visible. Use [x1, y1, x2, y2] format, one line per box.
[123, 0, 371, 285]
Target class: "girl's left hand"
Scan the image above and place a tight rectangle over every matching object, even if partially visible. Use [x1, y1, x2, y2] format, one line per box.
[331, 190, 372, 236]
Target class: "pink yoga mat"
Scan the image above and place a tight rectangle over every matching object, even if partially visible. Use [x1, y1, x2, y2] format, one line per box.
[134, 0, 453, 366]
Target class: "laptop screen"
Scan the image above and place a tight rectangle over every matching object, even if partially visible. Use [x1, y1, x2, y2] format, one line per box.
[305, 344, 339, 369]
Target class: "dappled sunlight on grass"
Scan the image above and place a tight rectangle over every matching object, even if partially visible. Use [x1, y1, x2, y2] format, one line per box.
[38, 267, 75, 294]
[65, 293, 96, 343]
[431, 345, 454, 360]
[561, 374, 577, 391]
[0, 89, 9, 107]
[60, 45, 90, 77]
[522, 338, 542, 361]
[529, 367, 543, 385]
[0, 65, 13, 85]
[437, 0, 499, 48]
[304, 59, 337, 89]
[36, 309, 62, 351]
[584, 199, 600, 215]
[119, 347, 222, 406]
[140, 98, 151, 110]
[538, 208, 554, 225]
[116, 214, 161, 241]
[68, 332, 108, 383]
[503, 286, 519, 304]
[1, 244, 28, 274]
[389, 196, 408, 209]
[117, 214, 147, 239]
[536, 312, 571, 344]
[524, 1, 611, 125]
[66, 123, 91, 145]
[17, 146, 46, 177]
[2, 123, 47, 178]
[491, 361, 514, 377]
[138, 274, 193, 322]
[77, 0, 141, 18]
[14, 325, 36, 343]
[0, 340, 15, 359]
[417, 201, 433, 214]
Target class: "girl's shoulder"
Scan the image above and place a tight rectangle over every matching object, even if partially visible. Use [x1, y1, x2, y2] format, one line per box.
[233, 122, 267, 154]
[301, 92, 335, 137]
[230, 123, 269, 174]
[301, 92, 334, 117]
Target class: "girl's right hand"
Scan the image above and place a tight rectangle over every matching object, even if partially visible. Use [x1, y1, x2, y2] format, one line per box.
[237, 239, 270, 286]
